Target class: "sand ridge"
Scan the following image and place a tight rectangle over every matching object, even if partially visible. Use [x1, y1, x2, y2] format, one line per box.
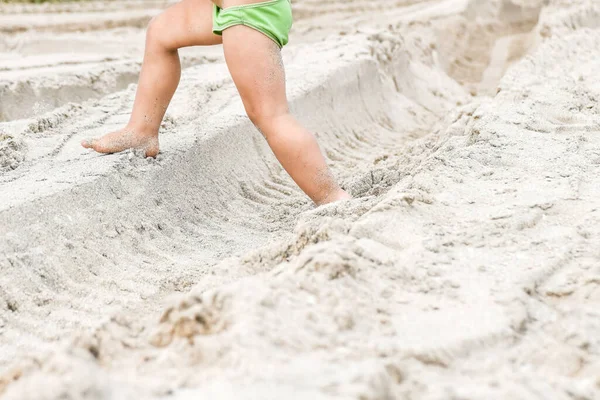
[1, 0, 600, 398]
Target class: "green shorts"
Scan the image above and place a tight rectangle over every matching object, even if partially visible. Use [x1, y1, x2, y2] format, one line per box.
[212, 0, 293, 48]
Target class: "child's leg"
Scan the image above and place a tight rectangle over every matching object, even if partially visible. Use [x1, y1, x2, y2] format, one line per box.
[82, 0, 221, 157]
[222, 26, 351, 205]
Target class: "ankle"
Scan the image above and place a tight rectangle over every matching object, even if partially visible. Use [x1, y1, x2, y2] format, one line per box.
[315, 188, 351, 205]
[124, 123, 158, 138]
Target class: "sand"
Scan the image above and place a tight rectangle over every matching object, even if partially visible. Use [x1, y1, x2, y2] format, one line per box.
[1, 0, 599, 398]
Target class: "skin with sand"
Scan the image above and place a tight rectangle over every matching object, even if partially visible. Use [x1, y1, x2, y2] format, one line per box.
[81, 0, 351, 205]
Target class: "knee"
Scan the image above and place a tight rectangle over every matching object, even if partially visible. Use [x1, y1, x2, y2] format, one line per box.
[245, 106, 288, 133]
[146, 15, 170, 50]
[247, 110, 272, 135]
[246, 107, 264, 128]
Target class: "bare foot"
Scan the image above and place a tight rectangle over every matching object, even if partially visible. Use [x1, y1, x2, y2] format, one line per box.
[316, 188, 352, 206]
[81, 127, 159, 158]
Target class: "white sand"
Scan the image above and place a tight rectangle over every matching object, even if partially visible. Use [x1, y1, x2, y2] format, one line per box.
[1, 0, 599, 398]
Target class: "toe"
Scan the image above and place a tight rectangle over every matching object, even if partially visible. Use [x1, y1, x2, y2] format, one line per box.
[81, 139, 95, 149]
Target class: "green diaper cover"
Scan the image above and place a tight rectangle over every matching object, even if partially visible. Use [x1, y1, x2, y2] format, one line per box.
[213, 0, 293, 48]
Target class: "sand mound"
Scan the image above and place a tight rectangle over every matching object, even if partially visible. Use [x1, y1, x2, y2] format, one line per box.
[0, 134, 27, 171]
[1, 0, 600, 399]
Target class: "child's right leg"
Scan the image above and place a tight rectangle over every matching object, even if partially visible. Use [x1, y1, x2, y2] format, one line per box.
[82, 0, 221, 157]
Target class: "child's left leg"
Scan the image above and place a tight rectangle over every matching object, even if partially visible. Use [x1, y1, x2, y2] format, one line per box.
[222, 25, 350, 205]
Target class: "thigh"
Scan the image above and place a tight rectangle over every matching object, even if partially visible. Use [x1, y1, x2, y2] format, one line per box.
[153, 0, 222, 48]
[222, 25, 288, 119]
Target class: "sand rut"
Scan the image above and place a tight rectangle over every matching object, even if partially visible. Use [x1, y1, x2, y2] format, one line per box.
[434, 0, 544, 94]
[0, 31, 446, 373]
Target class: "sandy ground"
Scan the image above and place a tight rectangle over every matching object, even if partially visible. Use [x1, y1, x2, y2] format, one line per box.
[1, 0, 600, 398]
